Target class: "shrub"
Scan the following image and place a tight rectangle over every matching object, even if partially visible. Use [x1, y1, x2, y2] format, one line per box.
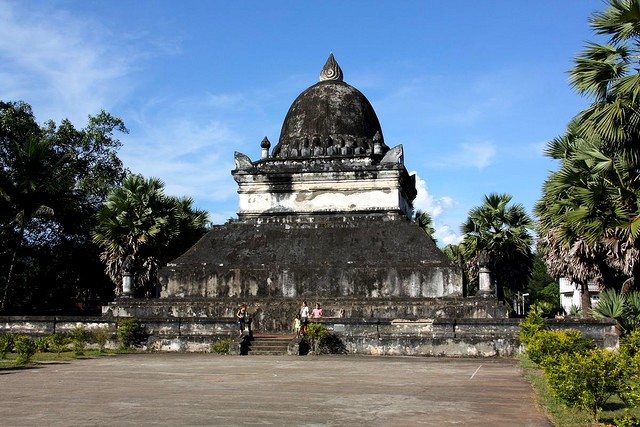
[614, 411, 640, 427]
[116, 318, 147, 350]
[35, 336, 50, 352]
[70, 326, 92, 356]
[526, 329, 593, 367]
[0, 334, 14, 358]
[92, 327, 112, 352]
[210, 338, 233, 354]
[48, 333, 70, 354]
[520, 307, 546, 345]
[620, 329, 640, 359]
[14, 335, 37, 365]
[303, 323, 346, 354]
[545, 349, 629, 422]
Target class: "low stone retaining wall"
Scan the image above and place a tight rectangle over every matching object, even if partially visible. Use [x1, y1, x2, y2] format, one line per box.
[0, 316, 618, 356]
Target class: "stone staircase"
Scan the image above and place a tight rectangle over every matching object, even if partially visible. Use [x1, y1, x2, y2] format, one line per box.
[246, 334, 294, 355]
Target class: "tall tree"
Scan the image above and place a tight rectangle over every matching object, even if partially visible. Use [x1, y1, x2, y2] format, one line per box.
[536, 0, 640, 312]
[461, 193, 534, 300]
[0, 101, 127, 313]
[93, 174, 209, 297]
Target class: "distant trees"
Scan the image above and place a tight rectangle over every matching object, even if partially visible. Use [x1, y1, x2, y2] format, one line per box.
[0, 100, 209, 313]
[0, 101, 127, 312]
[93, 175, 209, 297]
[461, 193, 534, 300]
[536, 0, 640, 310]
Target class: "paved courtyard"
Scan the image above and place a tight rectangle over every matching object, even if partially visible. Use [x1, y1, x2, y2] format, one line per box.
[1, 354, 549, 426]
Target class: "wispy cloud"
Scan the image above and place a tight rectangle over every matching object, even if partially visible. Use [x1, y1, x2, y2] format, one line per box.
[428, 141, 497, 170]
[0, 3, 134, 124]
[433, 224, 463, 246]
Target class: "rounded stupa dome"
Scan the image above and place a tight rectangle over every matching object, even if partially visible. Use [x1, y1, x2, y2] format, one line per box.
[273, 54, 385, 158]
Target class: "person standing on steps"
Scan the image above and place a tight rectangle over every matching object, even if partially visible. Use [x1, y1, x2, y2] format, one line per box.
[312, 303, 323, 319]
[236, 304, 248, 336]
[300, 301, 310, 334]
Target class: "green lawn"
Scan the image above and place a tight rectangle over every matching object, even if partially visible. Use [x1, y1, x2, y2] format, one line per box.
[520, 355, 640, 426]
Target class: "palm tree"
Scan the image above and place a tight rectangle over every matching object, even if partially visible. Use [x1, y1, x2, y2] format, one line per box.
[536, 0, 640, 309]
[93, 174, 209, 297]
[461, 193, 534, 299]
[414, 210, 436, 240]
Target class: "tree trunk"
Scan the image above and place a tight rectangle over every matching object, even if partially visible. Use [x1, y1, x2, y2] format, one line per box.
[1, 223, 25, 312]
[580, 282, 592, 318]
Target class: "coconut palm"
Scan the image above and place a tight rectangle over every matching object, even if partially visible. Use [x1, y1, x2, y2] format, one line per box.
[93, 174, 209, 297]
[461, 193, 534, 299]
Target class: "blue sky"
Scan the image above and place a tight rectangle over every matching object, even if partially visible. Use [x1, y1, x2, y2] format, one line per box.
[1, 1, 602, 245]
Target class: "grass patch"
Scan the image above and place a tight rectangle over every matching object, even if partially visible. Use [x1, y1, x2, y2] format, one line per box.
[519, 354, 640, 426]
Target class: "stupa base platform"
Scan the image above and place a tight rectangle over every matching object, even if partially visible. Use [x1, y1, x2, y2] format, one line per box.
[102, 296, 508, 333]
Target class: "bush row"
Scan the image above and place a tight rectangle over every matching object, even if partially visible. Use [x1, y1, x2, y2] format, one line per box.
[520, 309, 640, 424]
[0, 319, 149, 364]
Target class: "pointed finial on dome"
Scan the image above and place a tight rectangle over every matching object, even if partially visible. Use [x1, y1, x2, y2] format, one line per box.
[319, 53, 343, 82]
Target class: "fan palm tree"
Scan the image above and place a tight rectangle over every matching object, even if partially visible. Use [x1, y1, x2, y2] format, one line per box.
[93, 174, 209, 297]
[414, 210, 436, 239]
[536, 0, 640, 307]
[461, 193, 534, 299]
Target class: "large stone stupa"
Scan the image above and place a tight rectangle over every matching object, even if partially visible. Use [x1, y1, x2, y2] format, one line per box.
[110, 55, 486, 332]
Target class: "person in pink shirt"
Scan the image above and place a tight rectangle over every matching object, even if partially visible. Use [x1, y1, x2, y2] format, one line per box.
[312, 303, 323, 319]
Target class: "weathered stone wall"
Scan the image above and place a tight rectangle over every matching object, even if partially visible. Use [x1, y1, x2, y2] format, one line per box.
[0, 315, 618, 356]
[103, 297, 508, 333]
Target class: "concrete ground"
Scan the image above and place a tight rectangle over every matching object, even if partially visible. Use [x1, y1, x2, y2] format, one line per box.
[0, 354, 549, 426]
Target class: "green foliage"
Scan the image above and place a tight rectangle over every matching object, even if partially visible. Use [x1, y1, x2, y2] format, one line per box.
[519, 306, 547, 345]
[545, 349, 630, 422]
[93, 174, 209, 297]
[70, 326, 92, 356]
[535, 0, 640, 292]
[614, 412, 640, 427]
[620, 329, 640, 359]
[0, 334, 14, 358]
[210, 338, 233, 354]
[0, 100, 127, 313]
[461, 193, 534, 300]
[92, 327, 112, 352]
[414, 210, 436, 239]
[116, 318, 147, 349]
[48, 333, 70, 354]
[13, 335, 36, 365]
[303, 323, 346, 354]
[592, 290, 640, 333]
[35, 336, 50, 352]
[526, 329, 594, 367]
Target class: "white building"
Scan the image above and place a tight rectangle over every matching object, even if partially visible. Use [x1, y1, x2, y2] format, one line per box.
[559, 278, 600, 314]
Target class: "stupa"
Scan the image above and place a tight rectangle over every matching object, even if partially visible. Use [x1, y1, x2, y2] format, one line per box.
[110, 55, 500, 332]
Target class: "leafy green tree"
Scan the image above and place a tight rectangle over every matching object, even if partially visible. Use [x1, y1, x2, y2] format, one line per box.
[461, 193, 534, 300]
[525, 254, 561, 316]
[0, 101, 127, 312]
[536, 0, 640, 310]
[93, 174, 209, 297]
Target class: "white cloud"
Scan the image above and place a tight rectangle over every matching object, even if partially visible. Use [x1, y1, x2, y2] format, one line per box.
[429, 141, 497, 170]
[433, 224, 463, 246]
[411, 171, 455, 218]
